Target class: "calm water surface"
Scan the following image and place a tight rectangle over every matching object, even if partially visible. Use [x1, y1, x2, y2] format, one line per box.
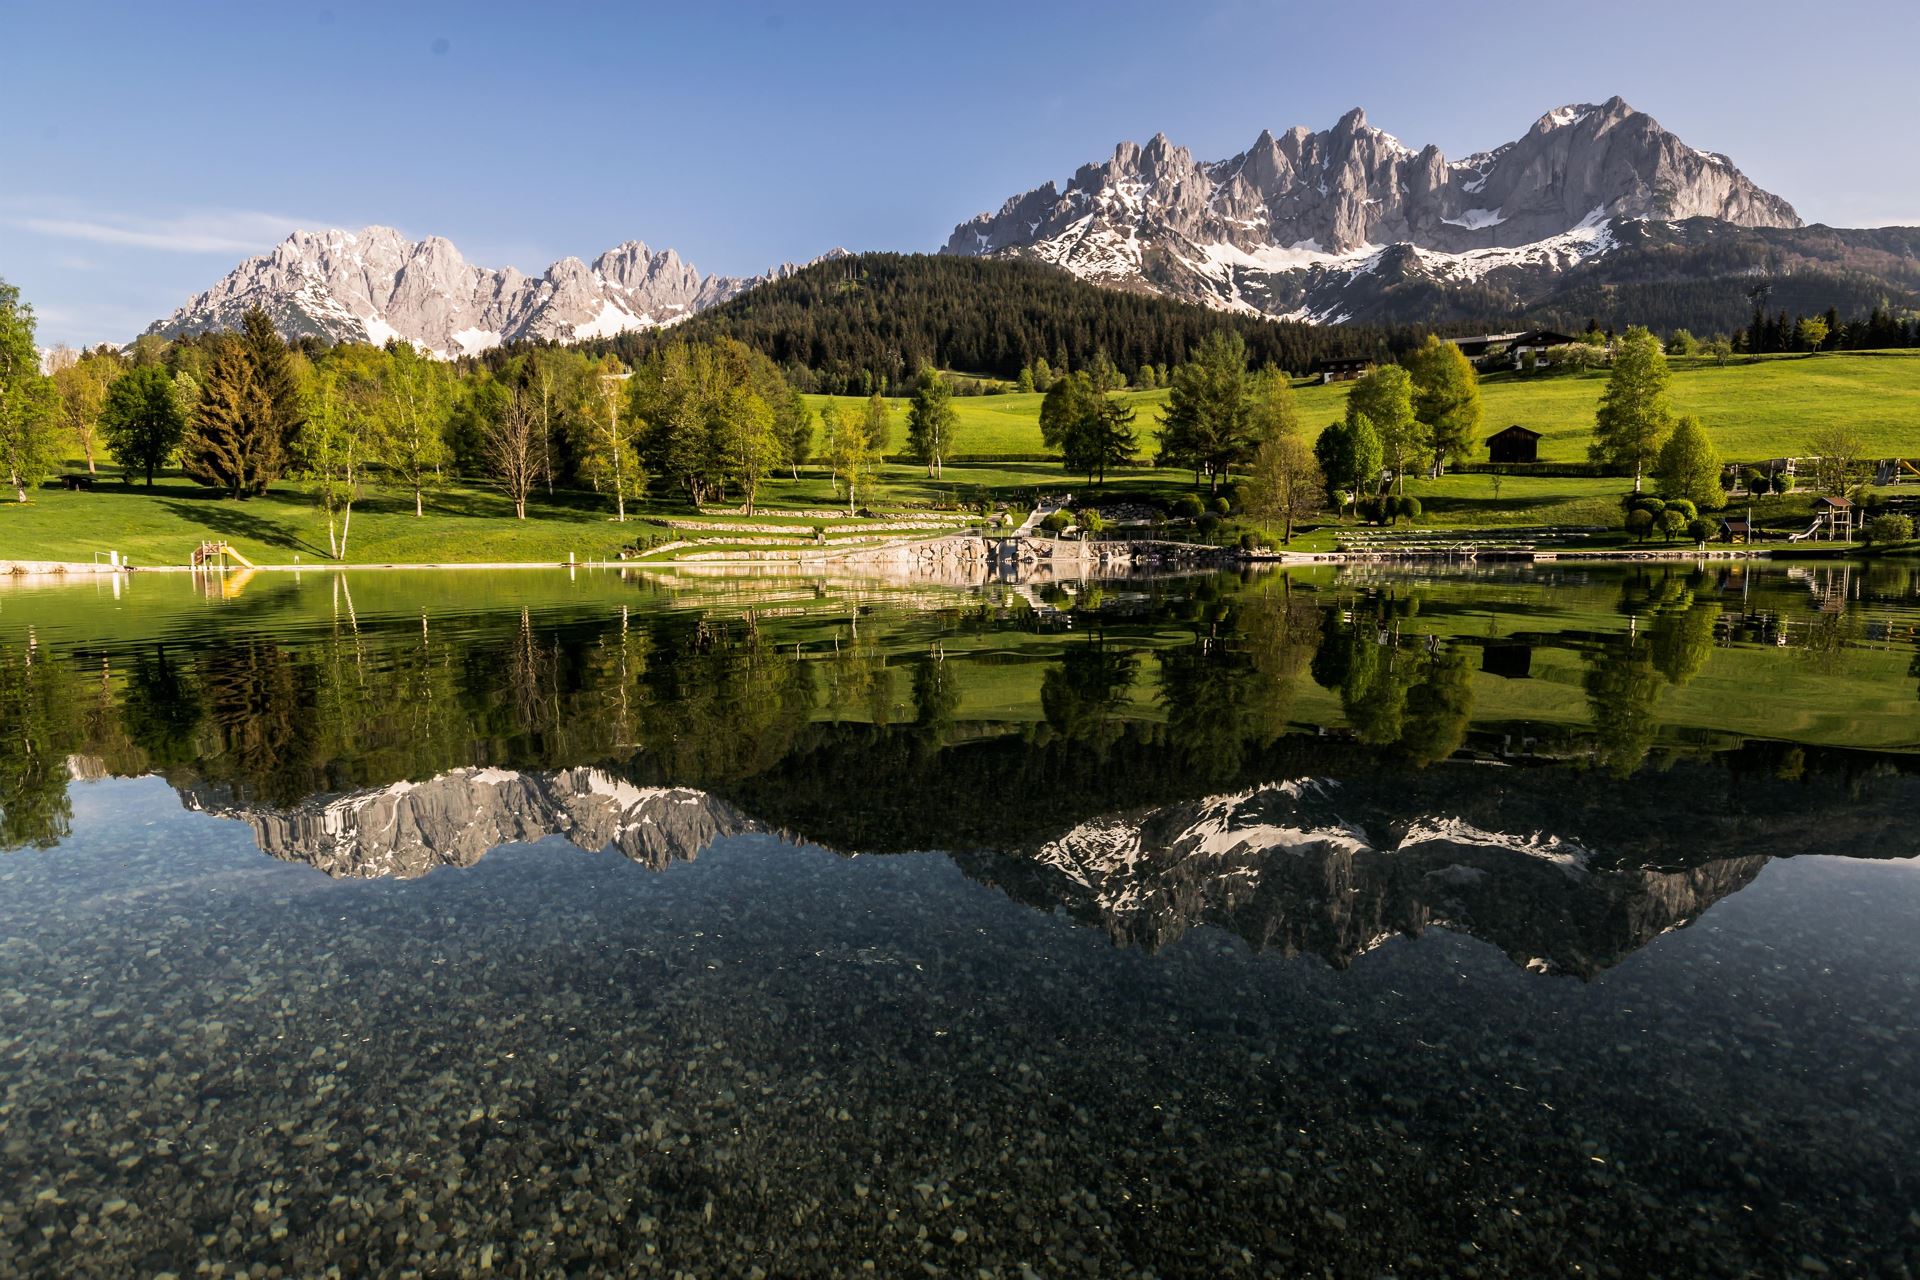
[1, 564, 1916, 1277]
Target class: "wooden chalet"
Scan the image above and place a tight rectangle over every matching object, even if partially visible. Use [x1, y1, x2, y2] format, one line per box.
[1312, 356, 1373, 384]
[1486, 424, 1542, 464]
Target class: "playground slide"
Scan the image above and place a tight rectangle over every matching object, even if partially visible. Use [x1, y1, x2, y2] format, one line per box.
[221, 545, 257, 568]
[1787, 520, 1823, 543]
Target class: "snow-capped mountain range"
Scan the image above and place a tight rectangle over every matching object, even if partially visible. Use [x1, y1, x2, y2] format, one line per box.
[145, 226, 846, 357]
[145, 97, 1824, 347]
[939, 96, 1802, 322]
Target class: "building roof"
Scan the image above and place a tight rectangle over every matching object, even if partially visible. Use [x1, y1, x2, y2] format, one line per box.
[1311, 355, 1373, 369]
[1815, 496, 1852, 509]
[1487, 424, 1542, 440]
[1509, 329, 1579, 347]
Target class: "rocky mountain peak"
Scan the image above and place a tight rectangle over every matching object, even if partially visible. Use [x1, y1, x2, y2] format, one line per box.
[939, 97, 1803, 323]
[147, 228, 841, 356]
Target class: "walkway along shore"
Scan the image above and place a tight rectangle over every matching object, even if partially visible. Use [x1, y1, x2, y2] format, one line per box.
[0, 540, 1811, 580]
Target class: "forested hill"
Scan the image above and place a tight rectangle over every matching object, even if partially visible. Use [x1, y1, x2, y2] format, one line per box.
[577, 253, 1433, 394]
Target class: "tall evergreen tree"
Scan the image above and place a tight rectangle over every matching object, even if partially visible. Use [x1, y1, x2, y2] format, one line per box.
[240, 308, 306, 456]
[183, 337, 280, 498]
[1157, 331, 1253, 493]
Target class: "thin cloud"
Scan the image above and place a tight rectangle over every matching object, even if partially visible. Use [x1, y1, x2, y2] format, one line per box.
[8, 206, 324, 255]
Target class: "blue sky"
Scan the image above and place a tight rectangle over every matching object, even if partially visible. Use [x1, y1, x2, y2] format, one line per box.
[4, 0, 1917, 346]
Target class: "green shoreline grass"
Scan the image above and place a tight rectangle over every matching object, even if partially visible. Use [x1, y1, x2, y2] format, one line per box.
[8, 350, 1915, 565]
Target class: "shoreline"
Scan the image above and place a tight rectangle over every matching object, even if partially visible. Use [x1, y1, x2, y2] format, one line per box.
[0, 543, 1840, 580]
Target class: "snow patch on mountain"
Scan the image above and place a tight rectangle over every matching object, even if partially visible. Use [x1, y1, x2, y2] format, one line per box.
[147, 227, 846, 357]
[941, 96, 1800, 323]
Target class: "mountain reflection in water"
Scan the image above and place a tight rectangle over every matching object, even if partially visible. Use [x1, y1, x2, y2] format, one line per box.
[3, 565, 1919, 1278]
[6, 562, 1918, 977]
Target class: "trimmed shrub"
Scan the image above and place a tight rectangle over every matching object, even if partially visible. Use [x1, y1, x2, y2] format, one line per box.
[1040, 510, 1072, 533]
[1172, 494, 1205, 520]
[1395, 496, 1422, 522]
[1196, 513, 1221, 536]
[1686, 517, 1717, 545]
[1625, 509, 1655, 542]
[1774, 473, 1795, 494]
[1209, 495, 1233, 516]
[1866, 513, 1914, 545]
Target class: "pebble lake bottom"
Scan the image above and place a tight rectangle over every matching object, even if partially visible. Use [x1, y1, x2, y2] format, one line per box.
[0, 781, 1915, 1277]
[3, 560, 1920, 1275]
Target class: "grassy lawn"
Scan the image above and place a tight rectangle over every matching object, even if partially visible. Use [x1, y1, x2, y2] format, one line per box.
[13, 349, 1914, 566]
[812, 350, 1920, 465]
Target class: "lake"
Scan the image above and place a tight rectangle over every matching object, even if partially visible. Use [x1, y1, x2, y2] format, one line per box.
[1, 562, 1916, 1277]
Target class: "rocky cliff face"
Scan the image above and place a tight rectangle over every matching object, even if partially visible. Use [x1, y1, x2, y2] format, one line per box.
[941, 97, 1802, 322]
[183, 766, 755, 878]
[146, 226, 845, 356]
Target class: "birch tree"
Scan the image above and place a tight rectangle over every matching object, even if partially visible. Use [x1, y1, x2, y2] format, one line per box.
[377, 342, 452, 517]
[485, 391, 544, 520]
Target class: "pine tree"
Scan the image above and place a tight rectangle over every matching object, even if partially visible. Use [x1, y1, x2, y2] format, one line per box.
[184, 337, 280, 498]
[241, 308, 306, 457]
[1157, 331, 1253, 493]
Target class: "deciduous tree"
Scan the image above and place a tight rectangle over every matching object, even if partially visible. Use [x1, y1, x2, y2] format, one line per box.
[1591, 326, 1672, 491]
[299, 346, 381, 555]
[1346, 364, 1418, 494]
[860, 392, 893, 457]
[1806, 423, 1866, 496]
[53, 354, 117, 475]
[716, 385, 778, 515]
[1313, 415, 1382, 515]
[485, 391, 545, 520]
[906, 367, 958, 480]
[377, 342, 452, 517]
[774, 386, 811, 480]
[579, 355, 639, 520]
[1243, 433, 1324, 544]
[1406, 335, 1482, 470]
[0, 281, 57, 503]
[1653, 415, 1725, 511]
[100, 366, 187, 488]
[822, 399, 878, 514]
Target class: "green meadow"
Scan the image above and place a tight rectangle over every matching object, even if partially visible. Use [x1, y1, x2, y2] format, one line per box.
[6, 350, 1915, 566]
[811, 349, 1920, 464]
